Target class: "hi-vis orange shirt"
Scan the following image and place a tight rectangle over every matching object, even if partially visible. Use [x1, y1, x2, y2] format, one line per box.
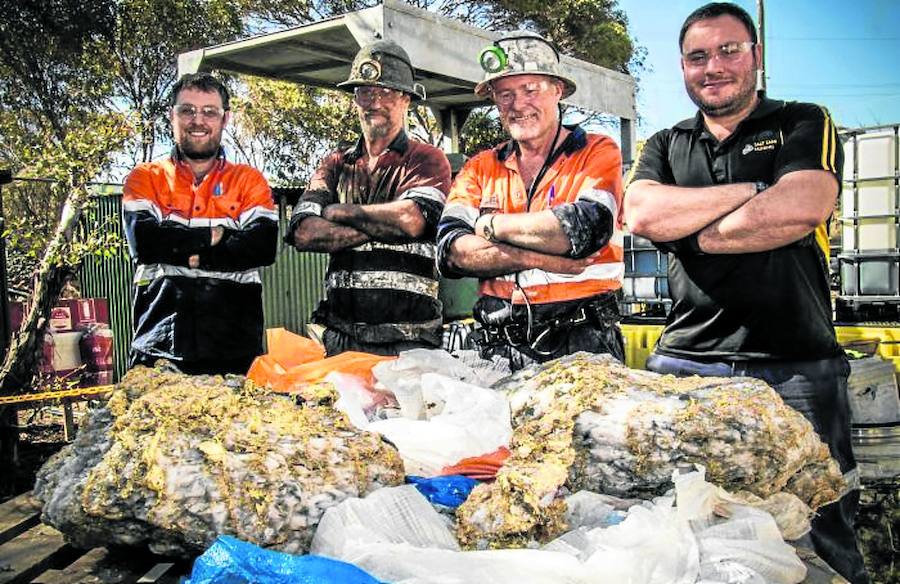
[437, 125, 624, 305]
[122, 149, 278, 363]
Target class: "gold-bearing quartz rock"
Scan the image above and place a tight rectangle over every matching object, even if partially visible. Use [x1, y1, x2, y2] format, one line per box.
[34, 363, 404, 556]
[456, 352, 843, 549]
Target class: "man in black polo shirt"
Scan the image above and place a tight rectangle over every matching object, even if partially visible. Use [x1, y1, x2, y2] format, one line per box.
[625, 3, 867, 582]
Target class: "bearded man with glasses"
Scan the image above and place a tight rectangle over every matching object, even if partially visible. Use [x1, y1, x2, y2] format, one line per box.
[287, 41, 450, 356]
[436, 31, 626, 371]
[122, 72, 278, 375]
[625, 3, 867, 582]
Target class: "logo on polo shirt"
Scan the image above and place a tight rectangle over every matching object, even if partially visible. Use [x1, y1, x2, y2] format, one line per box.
[742, 138, 779, 156]
[743, 130, 780, 156]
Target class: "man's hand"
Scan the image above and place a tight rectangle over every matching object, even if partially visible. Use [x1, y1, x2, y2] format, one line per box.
[188, 254, 200, 269]
[541, 251, 600, 275]
[211, 226, 225, 246]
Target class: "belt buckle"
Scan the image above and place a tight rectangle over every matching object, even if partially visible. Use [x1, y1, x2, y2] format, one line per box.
[571, 307, 589, 325]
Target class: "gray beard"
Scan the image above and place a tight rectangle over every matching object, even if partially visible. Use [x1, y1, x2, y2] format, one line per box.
[362, 122, 391, 141]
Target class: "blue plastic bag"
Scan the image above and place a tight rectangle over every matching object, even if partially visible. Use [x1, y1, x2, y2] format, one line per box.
[406, 474, 479, 508]
[184, 535, 384, 584]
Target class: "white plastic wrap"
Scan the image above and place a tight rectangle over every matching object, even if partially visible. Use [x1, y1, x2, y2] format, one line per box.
[366, 372, 512, 476]
[312, 486, 591, 584]
[311, 470, 807, 584]
[372, 349, 501, 419]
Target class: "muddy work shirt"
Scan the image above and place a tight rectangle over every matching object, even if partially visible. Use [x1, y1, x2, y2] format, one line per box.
[629, 97, 844, 361]
[288, 131, 451, 346]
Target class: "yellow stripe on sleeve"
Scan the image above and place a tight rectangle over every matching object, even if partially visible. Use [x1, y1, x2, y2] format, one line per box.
[820, 107, 836, 172]
[830, 117, 838, 172]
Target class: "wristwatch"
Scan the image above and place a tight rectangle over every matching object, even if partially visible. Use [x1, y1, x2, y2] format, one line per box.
[754, 181, 769, 195]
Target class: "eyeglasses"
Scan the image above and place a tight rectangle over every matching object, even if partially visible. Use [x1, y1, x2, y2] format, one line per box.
[353, 86, 401, 105]
[491, 80, 553, 108]
[173, 104, 226, 121]
[682, 41, 755, 68]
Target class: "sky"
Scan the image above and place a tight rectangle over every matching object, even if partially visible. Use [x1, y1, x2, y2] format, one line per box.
[616, 0, 900, 139]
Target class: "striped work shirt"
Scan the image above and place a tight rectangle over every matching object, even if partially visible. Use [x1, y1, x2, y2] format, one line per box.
[289, 131, 451, 345]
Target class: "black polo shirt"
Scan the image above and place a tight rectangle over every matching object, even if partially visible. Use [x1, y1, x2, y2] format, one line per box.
[629, 97, 843, 361]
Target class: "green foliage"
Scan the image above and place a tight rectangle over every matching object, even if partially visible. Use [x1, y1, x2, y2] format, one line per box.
[0, 0, 117, 140]
[228, 78, 359, 185]
[108, 0, 245, 164]
[487, 0, 637, 73]
[459, 110, 507, 157]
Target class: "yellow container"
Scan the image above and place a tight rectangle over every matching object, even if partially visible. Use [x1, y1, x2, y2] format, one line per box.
[621, 323, 664, 370]
[836, 325, 900, 373]
[622, 323, 900, 374]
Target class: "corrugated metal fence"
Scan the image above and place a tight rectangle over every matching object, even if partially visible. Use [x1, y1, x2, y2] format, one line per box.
[79, 191, 327, 382]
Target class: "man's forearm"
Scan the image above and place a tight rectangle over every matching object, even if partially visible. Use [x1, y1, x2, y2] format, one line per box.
[475, 210, 571, 255]
[696, 171, 837, 254]
[625, 180, 757, 241]
[291, 216, 370, 253]
[324, 200, 426, 242]
[445, 234, 593, 278]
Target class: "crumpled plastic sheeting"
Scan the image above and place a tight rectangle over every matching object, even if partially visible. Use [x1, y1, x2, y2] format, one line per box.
[674, 469, 809, 584]
[185, 535, 384, 584]
[406, 475, 479, 508]
[365, 368, 512, 477]
[372, 349, 505, 418]
[312, 486, 589, 584]
[311, 471, 806, 584]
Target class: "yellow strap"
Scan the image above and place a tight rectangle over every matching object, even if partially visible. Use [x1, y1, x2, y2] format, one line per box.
[0, 385, 114, 406]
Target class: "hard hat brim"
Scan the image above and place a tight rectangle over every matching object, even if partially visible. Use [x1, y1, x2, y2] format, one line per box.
[337, 80, 424, 102]
[474, 71, 577, 100]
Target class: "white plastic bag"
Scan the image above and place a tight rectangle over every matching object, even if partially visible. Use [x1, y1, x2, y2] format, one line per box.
[312, 486, 591, 584]
[674, 468, 807, 584]
[579, 498, 700, 584]
[372, 349, 501, 419]
[367, 372, 512, 476]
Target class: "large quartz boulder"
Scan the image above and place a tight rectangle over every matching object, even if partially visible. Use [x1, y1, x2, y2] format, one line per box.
[34, 364, 404, 556]
[457, 352, 843, 548]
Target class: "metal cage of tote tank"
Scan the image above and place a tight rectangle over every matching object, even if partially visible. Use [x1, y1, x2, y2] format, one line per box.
[836, 124, 900, 322]
[177, 0, 638, 321]
[620, 233, 670, 317]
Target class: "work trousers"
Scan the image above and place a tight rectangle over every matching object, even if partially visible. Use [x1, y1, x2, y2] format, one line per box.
[478, 320, 625, 372]
[322, 328, 439, 357]
[646, 352, 869, 584]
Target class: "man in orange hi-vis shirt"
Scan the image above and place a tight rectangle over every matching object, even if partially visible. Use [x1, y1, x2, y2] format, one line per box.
[123, 73, 278, 375]
[436, 31, 625, 371]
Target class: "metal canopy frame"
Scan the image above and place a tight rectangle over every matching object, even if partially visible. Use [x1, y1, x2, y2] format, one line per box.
[178, 0, 637, 160]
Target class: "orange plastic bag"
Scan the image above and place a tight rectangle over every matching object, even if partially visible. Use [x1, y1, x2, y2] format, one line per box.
[271, 351, 395, 393]
[439, 446, 511, 480]
[247, 328, 394, 393]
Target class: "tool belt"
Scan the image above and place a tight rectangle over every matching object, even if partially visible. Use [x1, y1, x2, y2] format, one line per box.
[471, 292, 621, 357]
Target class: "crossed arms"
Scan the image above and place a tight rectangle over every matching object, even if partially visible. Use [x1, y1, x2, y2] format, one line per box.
[624, 170, 838, 254]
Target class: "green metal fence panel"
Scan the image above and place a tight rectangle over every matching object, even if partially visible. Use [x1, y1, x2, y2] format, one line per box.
[79, 189, 134, 382]
[79, 192, 327, 380]
[262, 203, 327, 338]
